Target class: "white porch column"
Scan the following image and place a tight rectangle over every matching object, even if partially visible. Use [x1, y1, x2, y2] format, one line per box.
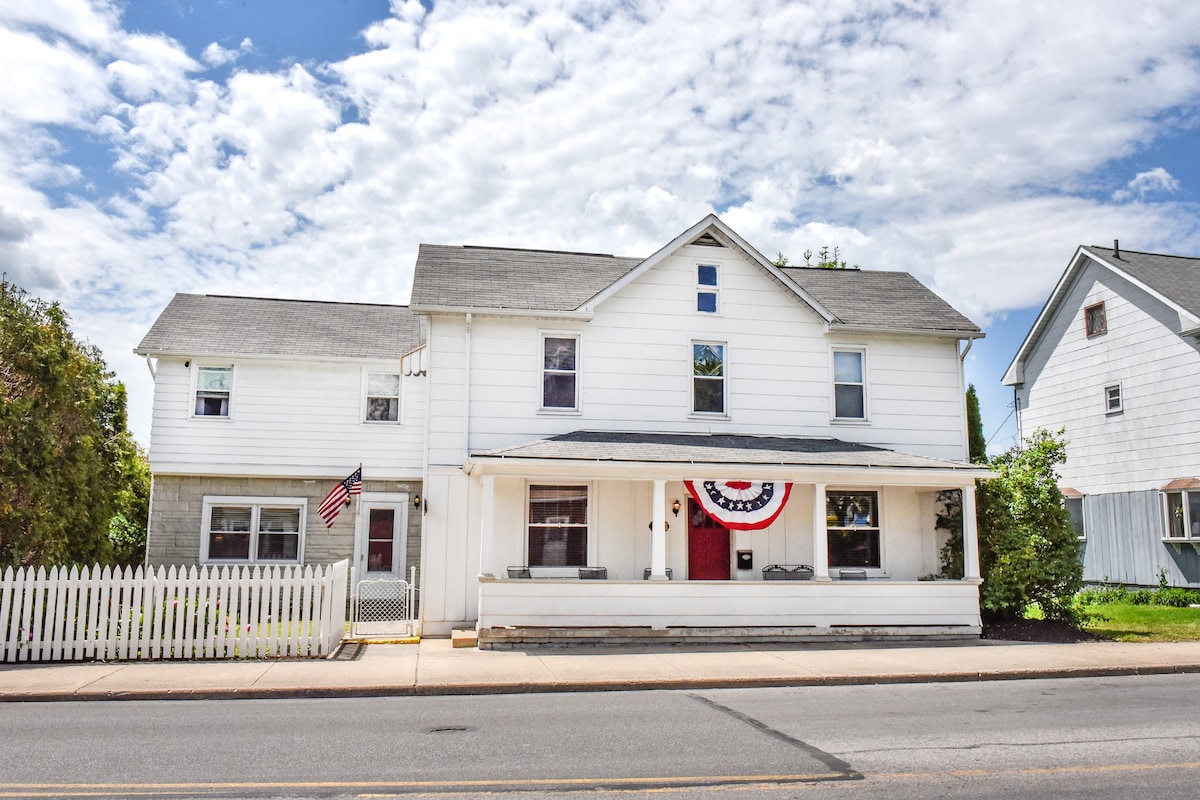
[649, 479, 669, 580]
[477, 474, 495, 578]
[961, 482, 982, 582]
[812, 483, 831, 581]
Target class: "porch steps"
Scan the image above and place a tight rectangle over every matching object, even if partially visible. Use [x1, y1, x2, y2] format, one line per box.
[477, 625, 981, 649]
[451, 629, 479, 648]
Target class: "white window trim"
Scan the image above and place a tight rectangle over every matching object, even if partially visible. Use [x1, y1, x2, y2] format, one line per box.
[190, 362, 235, 421]
[690, 339, 729, 418]
[362, 368, 403, 425]
[1161, 489, 1200, 542]
[539, 331, 582, 414]
[696, 263, 721, 315]
[524, 481, 597, 575]
[1065, 495, 1087, 541]
[1104, 382, 1123, 415]
[200, 496, 307, 565]
[825, 487, 888, 576]
[830, 346, 869, 423]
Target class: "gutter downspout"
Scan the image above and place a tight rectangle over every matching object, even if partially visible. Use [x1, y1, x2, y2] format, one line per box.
[463, 312, 472, 468]
[959, 338, 973, 462]
[143, 354, 156, 379]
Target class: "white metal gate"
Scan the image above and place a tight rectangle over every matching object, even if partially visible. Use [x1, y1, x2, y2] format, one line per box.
[350, 566, 419, 638]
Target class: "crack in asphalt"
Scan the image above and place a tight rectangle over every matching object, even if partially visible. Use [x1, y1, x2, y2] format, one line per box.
[687, 693, 862, 780]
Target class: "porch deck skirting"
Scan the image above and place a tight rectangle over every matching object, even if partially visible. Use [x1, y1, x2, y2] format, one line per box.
[476, 578, 981, 646]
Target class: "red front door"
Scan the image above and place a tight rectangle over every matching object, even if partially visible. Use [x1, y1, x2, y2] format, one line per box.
[687, 500, 731, 580]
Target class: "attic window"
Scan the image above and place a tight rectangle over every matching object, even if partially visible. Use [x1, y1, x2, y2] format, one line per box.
[692, 232, 724, 247]
[1085, 302, 1107, 338]
[696, 265, 720, 313]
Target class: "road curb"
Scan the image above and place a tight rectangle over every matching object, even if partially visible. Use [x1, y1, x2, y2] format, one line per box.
[3, 662, 1200, 702]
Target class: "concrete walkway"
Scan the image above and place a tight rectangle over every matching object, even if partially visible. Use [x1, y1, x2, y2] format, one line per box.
[3, 638, 1200, 702]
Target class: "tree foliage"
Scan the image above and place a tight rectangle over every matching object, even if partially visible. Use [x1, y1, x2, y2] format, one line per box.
[975, 429, 1083, 622]
[0, 280, 148, 568]
[966, 384, 986, 463]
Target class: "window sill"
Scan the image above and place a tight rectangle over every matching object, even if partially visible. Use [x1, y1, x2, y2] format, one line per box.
[1162, 538, 1200, 555]
[362, 420, 403, 426]
[831, 417, 870, 425]
[191, 415, 233, 421]
[537, 408, 582, 416]
[689, 412, 730, 421]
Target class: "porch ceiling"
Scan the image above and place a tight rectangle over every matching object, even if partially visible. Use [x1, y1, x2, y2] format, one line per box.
[467, 431, 991, 484]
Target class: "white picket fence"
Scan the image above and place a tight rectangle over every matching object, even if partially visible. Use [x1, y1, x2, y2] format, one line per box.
[0, 560, 348, 662]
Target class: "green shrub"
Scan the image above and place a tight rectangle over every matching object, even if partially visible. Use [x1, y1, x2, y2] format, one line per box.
[1152, 587, 1200, 607]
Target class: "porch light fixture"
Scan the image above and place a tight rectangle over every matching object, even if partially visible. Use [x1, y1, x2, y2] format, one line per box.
[413, 495, 421, 509]
[671, 499, 681, 517]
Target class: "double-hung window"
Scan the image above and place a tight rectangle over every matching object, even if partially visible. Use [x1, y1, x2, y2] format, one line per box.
[195, 366, 232, 417]
[692, 341, 726, 415]
[202, 498, 306, 564]
[832, 348, 867, 420]
[696, 264, 720, 313]
[1104, 383, 1123, 414]
[542, 334, 579, 410]
[826, 490, 881, 569]
[528, 485, 588, 567]
[1164, 489, 1200, 539]
[366, 372, 401, 422]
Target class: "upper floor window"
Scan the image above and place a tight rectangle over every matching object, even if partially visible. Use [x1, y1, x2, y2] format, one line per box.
[832, 348, 867, 420]
[1164, 489, 1200, 539]
[195, 366, 232, 417]
[692, 341, 725, 415]
[696, 264, 719, 313]
[1104, 383, 1123, 414]
[826, 490, 881, 569]
[202, 498, 305, 564]
[542, 334, 579, 410]
[528, 485, 588, 567]
[366, 372, 400, 422]
[1085, 302, 1107, 338]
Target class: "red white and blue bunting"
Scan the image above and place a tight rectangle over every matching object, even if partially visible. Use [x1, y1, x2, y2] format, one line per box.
[684, 480, 792, 531]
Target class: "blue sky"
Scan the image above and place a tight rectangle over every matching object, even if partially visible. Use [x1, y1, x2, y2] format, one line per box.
[4, 1, 1200, 448]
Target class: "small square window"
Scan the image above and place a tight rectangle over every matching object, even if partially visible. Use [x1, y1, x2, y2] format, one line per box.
[696, 265, 719, 313]
[1085, 302, 1107, 337]
[366, 372, 401, 422]
[195, 366, 231, 417]
[1105, 384, 1122, 414]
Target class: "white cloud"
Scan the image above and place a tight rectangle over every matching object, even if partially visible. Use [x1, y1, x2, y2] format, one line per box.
[1113, 167, 1181, 201]
[4, 0, 1200, 443]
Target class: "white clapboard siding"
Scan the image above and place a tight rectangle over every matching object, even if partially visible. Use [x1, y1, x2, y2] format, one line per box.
[0, 561, 348, 662]
[149, 354, 426, 478]
[426, 243, 967, 466]
[1018, 256, 1200, 493]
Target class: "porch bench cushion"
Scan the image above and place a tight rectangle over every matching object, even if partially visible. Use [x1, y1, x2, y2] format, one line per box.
[578, 567, 608, 579]
[838, 568, 868, 580]
[642, 567, 673, 579]
[507, 566, 532, 579]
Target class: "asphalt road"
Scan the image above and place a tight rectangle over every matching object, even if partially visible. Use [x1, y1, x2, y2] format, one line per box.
[0, 673, 1197, 798]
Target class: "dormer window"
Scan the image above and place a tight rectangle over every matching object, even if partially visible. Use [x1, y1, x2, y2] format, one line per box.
[1085, 302, 1106, 338]
[696, 265, 719, 313]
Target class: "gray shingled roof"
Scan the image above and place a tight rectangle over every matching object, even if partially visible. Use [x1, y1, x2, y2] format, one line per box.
[474, 431, 982, 471]
[135, 294, 422, 360]
[1086, 246, 1200, 319]
[412, 241, 980, 335]
[411, 244, 642, 311]
[780, 267, 980, 334]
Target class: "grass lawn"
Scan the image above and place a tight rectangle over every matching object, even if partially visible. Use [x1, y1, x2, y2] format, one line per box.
[1083, 602, 1200, 642]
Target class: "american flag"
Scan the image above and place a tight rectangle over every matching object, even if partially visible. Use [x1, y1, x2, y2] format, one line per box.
[317, 467, 362, 528]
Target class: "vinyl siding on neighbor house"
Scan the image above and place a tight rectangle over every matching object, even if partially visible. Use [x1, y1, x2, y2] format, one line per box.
[1016, 256, 1200, 495]
[425, 243, 969, 466]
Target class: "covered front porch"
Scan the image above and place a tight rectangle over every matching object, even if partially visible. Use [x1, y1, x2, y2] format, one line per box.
[466, 432, 990, 647]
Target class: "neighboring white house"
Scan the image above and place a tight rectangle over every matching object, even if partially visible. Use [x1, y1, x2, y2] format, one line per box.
[137, 216, 990, 645]
[134, 294, 427, 590]
[410, 215, 990, 644]
[1003, 244, 1200, 588]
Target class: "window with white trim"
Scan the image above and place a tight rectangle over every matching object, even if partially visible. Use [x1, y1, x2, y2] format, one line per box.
[1164, 489, 1200, 539]
[542, 334, 579, 410]
[696, 264, 719, 313]
[692, 341, 726, 414]
[195, 366, 232, 417]
[826, 490, 881, 568]
[1104, 383, 1122, 414]
[365, 372, 401, 422]
[528, 485, 588, 567]
[1065, 496, 1086, 540]
[832, 348, 867, 420]
[202, 498, 306, 563]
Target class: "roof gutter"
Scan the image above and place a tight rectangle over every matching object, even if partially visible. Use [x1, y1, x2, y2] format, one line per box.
[831, 324, 985, 340]
[410, 304, 595, 321]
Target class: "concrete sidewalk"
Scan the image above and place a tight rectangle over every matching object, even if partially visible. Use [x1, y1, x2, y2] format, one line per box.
[3, 638, 1200, 702]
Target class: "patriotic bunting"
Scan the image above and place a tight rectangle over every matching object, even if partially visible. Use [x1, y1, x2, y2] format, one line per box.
[684, 480, 792, 531]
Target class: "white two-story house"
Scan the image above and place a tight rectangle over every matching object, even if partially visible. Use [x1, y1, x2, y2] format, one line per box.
[1004, 244, 1200, 588]
[410, 215, 990, 644]
[134, 295, 427, 590]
